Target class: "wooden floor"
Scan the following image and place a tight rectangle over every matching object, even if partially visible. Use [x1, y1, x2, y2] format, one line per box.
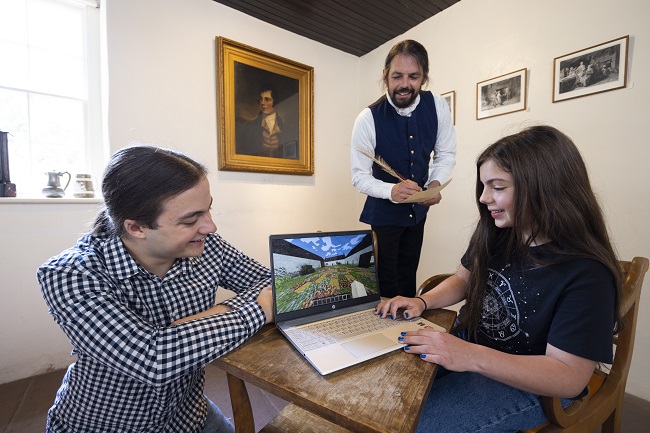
[2, 364, 649, 432]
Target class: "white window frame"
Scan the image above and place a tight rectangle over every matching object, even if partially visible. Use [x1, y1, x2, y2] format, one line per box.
[0, 0, 104, 199]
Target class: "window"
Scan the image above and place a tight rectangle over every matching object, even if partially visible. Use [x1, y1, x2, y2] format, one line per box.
[0, 0, 102, 197]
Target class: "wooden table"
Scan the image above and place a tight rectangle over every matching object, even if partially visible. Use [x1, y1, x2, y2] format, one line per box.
[213, 308, 457, 433]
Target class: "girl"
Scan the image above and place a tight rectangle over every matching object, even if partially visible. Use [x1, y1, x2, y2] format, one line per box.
[376, 125, 621, 432]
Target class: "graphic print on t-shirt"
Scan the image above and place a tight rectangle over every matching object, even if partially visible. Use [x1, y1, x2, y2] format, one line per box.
[479, 266, 521, 341]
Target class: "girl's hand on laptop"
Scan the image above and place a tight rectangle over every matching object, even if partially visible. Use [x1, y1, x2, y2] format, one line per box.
[399, 329, 475, 372]
[375, 296, 425, 320]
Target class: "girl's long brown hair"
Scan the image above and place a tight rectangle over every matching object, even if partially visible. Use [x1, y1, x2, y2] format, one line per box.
[456, 125, 621, 339]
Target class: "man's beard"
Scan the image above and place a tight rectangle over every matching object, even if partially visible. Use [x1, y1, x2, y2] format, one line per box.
[390, 87, 419, 108]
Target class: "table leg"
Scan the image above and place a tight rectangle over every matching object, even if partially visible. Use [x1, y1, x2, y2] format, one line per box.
[226, 372, 255, 433]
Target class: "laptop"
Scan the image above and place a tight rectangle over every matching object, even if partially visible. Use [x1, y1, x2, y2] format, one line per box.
[269, 229, 446, 375]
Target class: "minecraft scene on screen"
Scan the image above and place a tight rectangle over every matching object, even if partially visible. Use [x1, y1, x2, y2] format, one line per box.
[271, 233, 378, 314]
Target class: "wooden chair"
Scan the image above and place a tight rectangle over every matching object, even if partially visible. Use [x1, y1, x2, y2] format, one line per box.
[417, 257, 649, 433]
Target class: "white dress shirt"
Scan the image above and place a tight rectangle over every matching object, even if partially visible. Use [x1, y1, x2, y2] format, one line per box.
[350, 91, 457, 201]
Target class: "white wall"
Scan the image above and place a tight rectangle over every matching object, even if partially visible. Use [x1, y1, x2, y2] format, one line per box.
[0, 0, 648, 403]
[104, 0, 362, 254]
[0, 200, 106, 377]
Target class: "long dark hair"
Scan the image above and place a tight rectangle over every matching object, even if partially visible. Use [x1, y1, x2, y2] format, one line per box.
[458, 125, 622, 338]
[382, 39, 430, 86]
[93, 145, 208, 237]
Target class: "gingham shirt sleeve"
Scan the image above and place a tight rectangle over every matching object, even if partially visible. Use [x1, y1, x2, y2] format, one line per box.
[37, 234, 269, 388]
[215, 235, 271, 311]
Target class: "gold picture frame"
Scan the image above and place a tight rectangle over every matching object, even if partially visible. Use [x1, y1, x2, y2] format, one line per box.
[216, 37, 314, 175]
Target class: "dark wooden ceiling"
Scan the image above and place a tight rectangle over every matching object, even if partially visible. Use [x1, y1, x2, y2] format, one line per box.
[212, 0, 460, 57]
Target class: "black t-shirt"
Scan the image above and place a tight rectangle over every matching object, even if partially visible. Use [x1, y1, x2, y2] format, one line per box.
[460, 245, 615, 363]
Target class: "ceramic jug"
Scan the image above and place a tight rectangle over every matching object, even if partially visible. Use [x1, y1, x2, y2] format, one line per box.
[42, 171, 71, 198]
[73, 173, 96, 198]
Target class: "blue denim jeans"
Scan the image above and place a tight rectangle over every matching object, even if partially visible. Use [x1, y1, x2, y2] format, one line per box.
[201, 397, 235, 433]
[415, 368, 571, 433]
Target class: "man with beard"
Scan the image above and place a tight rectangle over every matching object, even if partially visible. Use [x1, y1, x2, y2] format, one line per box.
[350, 40, 456, 298]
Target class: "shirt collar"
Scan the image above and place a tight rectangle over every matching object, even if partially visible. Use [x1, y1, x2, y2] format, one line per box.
[385, 90, 421, 117]
[101, 235, 141, 280]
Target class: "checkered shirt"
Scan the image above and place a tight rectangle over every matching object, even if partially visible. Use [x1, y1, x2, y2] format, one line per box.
[37, 232, 270, 432]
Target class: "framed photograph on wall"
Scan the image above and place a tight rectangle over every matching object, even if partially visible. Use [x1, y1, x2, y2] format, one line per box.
[553, 35, 629, 103]
[476, 68, 527, 120]
[441, 90, 456, 125]
[216, 37, 314, 175]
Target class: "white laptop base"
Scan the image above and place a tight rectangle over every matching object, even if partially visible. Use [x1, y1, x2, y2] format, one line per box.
[277, 306, 445, 375]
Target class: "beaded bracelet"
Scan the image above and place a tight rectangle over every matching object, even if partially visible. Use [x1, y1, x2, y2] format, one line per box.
[416, 296, 428, 311]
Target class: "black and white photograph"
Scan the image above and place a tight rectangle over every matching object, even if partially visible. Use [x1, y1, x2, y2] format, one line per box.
[553, 35, 629, 103]
[476, 68, 527, 120]
[441, 90, 456, 124]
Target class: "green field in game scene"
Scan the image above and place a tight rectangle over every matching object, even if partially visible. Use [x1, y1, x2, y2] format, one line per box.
[275, 264, 377, 313]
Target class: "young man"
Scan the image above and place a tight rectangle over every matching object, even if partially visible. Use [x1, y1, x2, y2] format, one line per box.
[350, 39, 457, 297]
[37, 145, 273, 433]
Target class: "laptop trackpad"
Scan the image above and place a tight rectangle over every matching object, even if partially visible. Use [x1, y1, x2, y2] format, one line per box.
[341, 333, 396, 358]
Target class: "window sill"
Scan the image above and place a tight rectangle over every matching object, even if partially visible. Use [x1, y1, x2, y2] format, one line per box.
[0, 197, 103, 204]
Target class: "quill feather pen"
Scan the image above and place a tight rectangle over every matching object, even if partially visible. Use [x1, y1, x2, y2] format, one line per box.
[356, 147, 407, 182]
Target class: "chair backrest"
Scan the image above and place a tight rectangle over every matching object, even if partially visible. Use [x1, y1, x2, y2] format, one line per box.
[538, 256, 648, 432]
[610, 258, 648, 397]
[416, 273, 453, 296]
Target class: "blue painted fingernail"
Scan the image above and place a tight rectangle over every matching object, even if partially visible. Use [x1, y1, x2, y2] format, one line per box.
[404, 312, 409, 318]
[391, 314, 395, 320]
[401, 331, 407, 336]
[404, 345, 410, 351]
[398, 336, 404, 341]
[420, 354, 426, 359]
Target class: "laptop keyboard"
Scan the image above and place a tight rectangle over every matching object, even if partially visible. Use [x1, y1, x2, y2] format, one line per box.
[285, 309, 403, 352]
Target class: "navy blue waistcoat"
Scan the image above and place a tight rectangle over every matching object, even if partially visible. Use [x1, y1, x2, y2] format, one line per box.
[360, 91, 438, 227]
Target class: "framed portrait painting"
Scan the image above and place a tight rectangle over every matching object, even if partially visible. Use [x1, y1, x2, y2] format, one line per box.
[476, 68, 527, 120]
[216, 37, 314, 175]
[440, 90, 455, 125]
[553, 35, 629, 103]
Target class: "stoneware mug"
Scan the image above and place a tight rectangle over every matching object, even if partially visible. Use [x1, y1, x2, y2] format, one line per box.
[73, 173, 96, 198]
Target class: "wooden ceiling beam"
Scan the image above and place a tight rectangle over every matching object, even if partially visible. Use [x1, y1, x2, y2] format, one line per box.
[212, 0, 457, 56]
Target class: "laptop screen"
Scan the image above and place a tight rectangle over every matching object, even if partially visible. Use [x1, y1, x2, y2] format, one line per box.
[269, 230, 380, 322]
